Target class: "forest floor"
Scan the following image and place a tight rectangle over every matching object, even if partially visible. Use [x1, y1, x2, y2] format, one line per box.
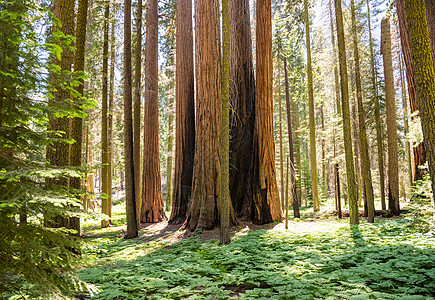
[77, 190, 435, 299]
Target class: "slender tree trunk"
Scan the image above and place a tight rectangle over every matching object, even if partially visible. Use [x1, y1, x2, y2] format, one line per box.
[381, 18, 400, 216]
[399, 51, 413, 191]
[284, 57, 300, 218]
[134, 0, 142, 228]
[170, 0, 195, 224]
[101, 2, 110, 228]
[141, 0, 166, 223]
[396, 0, 426, 183]
[277, 61, 284, 211]
[367, 0, 386, 210]
[229, 0, 256, 220]
[304, 0, 320, 212]
[108, 1, 116, 222]
[186, 0, 225, 230]
[253, 0, 282, 224]
[405, 0, 435, 205]
[351, 0, 374, 222]
[292, 78, 301, 204]
[124, 0, 138, 238]
[321, 104, 327, 193]
[220, 0, 231, 244]
[334, 0, 359, 225]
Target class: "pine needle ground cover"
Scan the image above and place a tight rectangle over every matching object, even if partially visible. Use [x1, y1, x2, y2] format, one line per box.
[79, 219, 435, 299]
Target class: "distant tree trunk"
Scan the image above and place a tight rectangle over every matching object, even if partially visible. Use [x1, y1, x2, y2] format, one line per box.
[101, 2, 110, 228]
[304, 0, 320, 212]
[399, 51, 413, 191]
[133, 0, 143, 228]
[108, 1, 116, 221]
[381, 18, 400, 216]
[170, 0, 195, 224]
[229, 0, 256, 220]
[367, 0, 386, 210]
[124, 0, 138, 238]
[321, 104, 327, 193]
[405, 0, 435, 204]
[396, 0, 426, 182]
[46, 0, 75, 229]
[424, 0, 435, 72]
[253, 0, 282, 224]
[351, 0, 374, 222]
[220, 0, 231, 244]
[186, 0, 225, 230]
[141, 0, 166, 223]
[277, 61, 284, 211]
[334, 0, 359, 225]
[284, 57, 300, 218]
[69, 0, 89, 233]
[166, 79, 174, 213]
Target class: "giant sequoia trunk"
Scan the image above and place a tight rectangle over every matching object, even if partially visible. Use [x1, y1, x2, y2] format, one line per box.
[304, 0, 320, 212]
[396, 0, 426, 182]
[334, 0, 359, 225]
[186, 0, 224, 231]
[253, 0, 282, 224]
[424, 0, 435, 72]
[405, 0, 435, 205]
[169, 0, 195, 224]
[381, 18, 400, 216]
[351, 0, 374, 222]
[141, 0, 166, 223]
[229, 0, 256, 220]
[124, 0, 138, 238]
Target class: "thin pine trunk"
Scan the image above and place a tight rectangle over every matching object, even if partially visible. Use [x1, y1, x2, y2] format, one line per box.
[334, 0, 359, 225]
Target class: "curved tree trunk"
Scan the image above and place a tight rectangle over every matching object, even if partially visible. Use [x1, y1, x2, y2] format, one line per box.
[229, 0, 256, 220]
[141, 0, 166, 223]
[381, 18, 400, 216]
[170, 0, 195, 224]
[334, 0, 359, 225]
[186, 0, 223, 231]
[253, 0, 282, 224]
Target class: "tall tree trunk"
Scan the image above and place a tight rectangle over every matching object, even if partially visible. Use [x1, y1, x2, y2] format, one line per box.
[304, 0, 320, 212]
[47, 0, 75, 229]
[334, 0, 359, 225]
[424, 0, 435, 72]
[229, 0, 256, 220]
[321, 104, 327, 193]
[166, 79, 174, 213]
[170, 0, 195, 224]
[277, 61, 284, 211]
[108, 1, 116, 223]
[405, 0, 435, 205]
[69, 0, 89, 234]
[292, 77, 301, 204]
[101, 2, 110, 228]
[367, 0, 386, 210]
[351, 0, 374, 222]
[396, 0, 426, 182]
[220, 0, 231, 244]
[134, 0, 143, 228]
[329, 0, 341, 217]
[253, 0, 282, 224]
[284, 57, 300, 218]
[141, 0, 166, 223]
[381, 18, 400, 216]
[186, 0, 224, 230]
[124, 0, 138, 238]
